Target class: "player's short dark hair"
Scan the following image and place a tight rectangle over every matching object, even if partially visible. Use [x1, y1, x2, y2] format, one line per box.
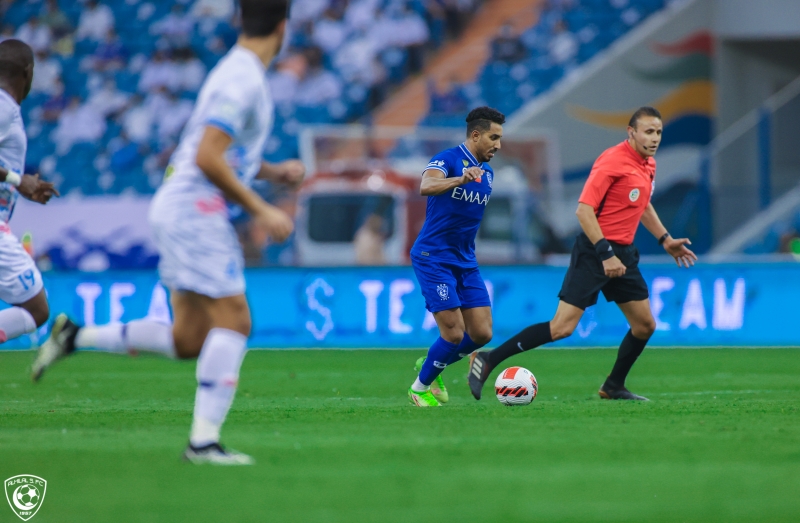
[466, 106, 505, 137]
[239, 0, 290, 37]
[628, 106, 662, 129]
[0, 39, 34, 81]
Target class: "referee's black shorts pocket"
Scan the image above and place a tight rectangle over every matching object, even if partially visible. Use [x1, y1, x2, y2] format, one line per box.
[558, 237, 608, 310]
[602, 265, 649, 304]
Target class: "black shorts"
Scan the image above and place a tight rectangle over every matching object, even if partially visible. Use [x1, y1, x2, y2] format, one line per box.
[558, 233, 649, 310]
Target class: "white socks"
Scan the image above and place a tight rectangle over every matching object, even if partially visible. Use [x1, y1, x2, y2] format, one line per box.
[0, 307, 37, 343]
[190, 328, 247, 447]
[74, 320, 176, 358]
[411, 377, 429, 393]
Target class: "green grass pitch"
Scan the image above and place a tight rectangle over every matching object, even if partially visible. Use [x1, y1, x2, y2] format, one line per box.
[1, 348, 798, 522]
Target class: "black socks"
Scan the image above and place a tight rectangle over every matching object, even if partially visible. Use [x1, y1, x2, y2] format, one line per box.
[606, 329, 649, 388]
[487, 322, 553, 368]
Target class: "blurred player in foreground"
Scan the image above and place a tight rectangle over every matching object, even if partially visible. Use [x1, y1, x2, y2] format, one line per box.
[0, 40, 58, 347]
[468, 107, 697, 401]
[408, 107, 504, 407]
[33, 0, 302, 465]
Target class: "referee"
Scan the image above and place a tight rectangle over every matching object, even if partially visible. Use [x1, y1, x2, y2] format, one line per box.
[468, 106, 697, 401]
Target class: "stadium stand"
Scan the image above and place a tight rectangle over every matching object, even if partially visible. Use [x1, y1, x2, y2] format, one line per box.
[421, 0, 670, 127]
[1, 0, 478, 195]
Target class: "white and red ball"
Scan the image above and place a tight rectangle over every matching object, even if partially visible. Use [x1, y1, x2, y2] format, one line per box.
[494, 366, 538, 406]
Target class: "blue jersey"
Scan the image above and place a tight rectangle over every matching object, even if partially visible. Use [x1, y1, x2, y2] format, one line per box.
[410, 143, 493, 268]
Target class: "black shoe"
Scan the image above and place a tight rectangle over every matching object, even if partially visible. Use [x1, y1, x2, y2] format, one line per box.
[598, 381, 649, 401]
[31, 314, 79, 382]
[467, 351, 493, 400]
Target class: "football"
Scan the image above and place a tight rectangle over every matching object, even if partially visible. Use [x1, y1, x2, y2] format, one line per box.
[494, 367, 538, 406]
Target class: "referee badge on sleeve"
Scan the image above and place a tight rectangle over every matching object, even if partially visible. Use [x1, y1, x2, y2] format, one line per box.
[629, 188, 640, 202]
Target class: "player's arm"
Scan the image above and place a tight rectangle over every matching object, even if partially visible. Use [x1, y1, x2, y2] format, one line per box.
[0, 166, 59, 204]
[195, 126, 293, 242]
[574, 202, 625, 278]
[420, 166, 483, 196]
[576, 161, 626, 278]
[256, 160, 305, 189]
[640, 203, 697, 268]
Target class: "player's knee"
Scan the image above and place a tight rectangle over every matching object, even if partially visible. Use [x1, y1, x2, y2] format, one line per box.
[470, 328, 492, 346]
[632, 318, 656, 339]
[441, 329, 464, 345]
[550, 321, 575, 341]
[24, 302, 49, 328]
[173, 336, 203, 359]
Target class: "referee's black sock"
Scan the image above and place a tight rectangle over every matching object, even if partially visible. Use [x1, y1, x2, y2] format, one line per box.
[487, 322, 553, 368]
[606, 329, 649, 388]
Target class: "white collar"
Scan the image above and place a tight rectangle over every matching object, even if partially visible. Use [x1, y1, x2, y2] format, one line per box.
[231, 44, 267, 75]
[459, 143, 480, 166]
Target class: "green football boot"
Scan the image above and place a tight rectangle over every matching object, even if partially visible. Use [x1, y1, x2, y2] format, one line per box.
[408, 387, 441, 407]
[414, 356, 449, 403]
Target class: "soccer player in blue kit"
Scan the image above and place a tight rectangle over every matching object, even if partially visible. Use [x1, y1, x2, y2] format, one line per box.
[408, 107, 505, 407]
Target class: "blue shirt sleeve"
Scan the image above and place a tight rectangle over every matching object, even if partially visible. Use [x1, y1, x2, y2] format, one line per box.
[423, 151, 452, 177]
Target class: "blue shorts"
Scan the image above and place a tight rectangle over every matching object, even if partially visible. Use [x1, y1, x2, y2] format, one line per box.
[411, 255, 491, 313]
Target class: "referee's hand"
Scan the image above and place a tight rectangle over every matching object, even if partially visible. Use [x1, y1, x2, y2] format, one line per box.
[663, 237, 697, 268]
[602, 256, 627, 278]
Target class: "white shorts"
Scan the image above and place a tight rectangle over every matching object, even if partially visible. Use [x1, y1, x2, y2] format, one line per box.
[0, 230, 44, 304]
[149, 182, 245, 299]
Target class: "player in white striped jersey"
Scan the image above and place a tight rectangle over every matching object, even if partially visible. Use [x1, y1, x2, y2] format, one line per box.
[0, 39, 58, 347]
[34, 1, 301, 465]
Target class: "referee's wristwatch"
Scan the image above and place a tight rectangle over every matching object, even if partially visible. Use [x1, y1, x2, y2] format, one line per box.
[658, 232, 671, 245]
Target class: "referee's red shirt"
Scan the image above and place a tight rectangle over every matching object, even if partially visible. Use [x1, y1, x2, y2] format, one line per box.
[578, 140, 656, 245]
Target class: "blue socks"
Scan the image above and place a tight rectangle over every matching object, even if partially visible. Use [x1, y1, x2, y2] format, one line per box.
[447, 332, 481, 365]
[418, 333, 486, 386]
[418, 337, 459, 386]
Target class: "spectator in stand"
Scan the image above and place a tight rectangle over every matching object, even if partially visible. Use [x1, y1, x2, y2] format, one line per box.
[155, 92, 193, 144]
[77, 0, 115, 42]
[151, 3, 195, 48]
[15, 16, 52, 53]
[173, 47, 207, 93]
[87, 29, 127, 72]
[335, 28, 383, 88]
[268, 53, 307, 106]
[120, 94, 155, 145]
[313, 7, 348, 55]
[491, 23, 528, 63]
[393, 5, 430, 73]
[191, 0, 235, 21]
[87, 77, 129, 119]
[138, 50, 181, 94]
[425, 0, 476, 40]
[0, 25, 15, 43]
[52, 97, 107, 154]
[31, 49, 62, 96]
[40, 0, 72, 36]
[290, 0, 329, 25]
[108, 131, 144, 173]
[42, 80, 68, 122]
[549, 20, 578, 66]
[344, 0, 380, 33]
[428, 77, 468, 114]
[295, 47, 343, 108]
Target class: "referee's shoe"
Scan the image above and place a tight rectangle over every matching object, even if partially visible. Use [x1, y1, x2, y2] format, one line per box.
[598, 379, 649, 401]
